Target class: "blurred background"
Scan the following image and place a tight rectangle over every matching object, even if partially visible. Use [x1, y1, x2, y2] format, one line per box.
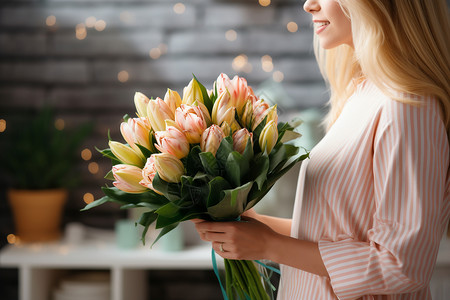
[0, 0, 329, 299]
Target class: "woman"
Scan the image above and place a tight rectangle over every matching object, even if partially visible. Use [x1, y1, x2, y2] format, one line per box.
[194, 0, 450, 299]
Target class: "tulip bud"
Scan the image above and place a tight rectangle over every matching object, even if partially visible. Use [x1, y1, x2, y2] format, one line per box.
[182, 78, 203, 105]
[120, 117, 152, 157]
[259, 120, 278, 155]
[212, 91, 235, 126]
[134, 92, 150, 118]
[175, 104, 207, 144]
[112, 164, 148, 193]
[164, 89, 182, 114]
[140, 156, 163, 194]
[240, 99, 253, 129]
[265, 105, 278, 124]
[154, 126, 190, 159]
[153, 153, 185, 183]
[232, 128, 253, 154]
[201, 124, 225, 156]
[195, 101, 212, 127]
[221, 121, 231, 137]
[252, 99, 270, 131]
[147, 97, 174, 132]
[109, 141, 145, 167]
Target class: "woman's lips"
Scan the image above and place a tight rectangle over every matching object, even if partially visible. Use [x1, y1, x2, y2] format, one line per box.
[315, 21, 330, 34]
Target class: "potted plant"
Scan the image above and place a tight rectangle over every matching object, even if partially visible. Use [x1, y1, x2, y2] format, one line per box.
[1, 106, 92, 243]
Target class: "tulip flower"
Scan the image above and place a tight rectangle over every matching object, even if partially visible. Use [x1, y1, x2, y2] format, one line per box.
[201, 124, 225, 156]
[112, 164, 148, 193]
[120, 117, 152, 157]
[109, 141, 145, 167]
[216, 73, 250, 116]
[147, 97, 174, 132]
[140, 156, 163, 194]
[164, 89, 182, 114]
[221, 121, 231, 137]
[251, 99, 270, 130]
[195, 101, 212, 126]
[212, 91, 235, 126]
[154, 126, 190, 159]
[182, 78, 203, 105]
[175, 104, 207, 144]
[153, 153, 185, 183]
[240, 99, 253, 129]
[134, 92, 150, 118]
[259, 120, 278, 155]
[232, 128, 253, 154]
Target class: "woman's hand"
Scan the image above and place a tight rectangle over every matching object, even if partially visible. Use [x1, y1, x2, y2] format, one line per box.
[193, 216, 278, 260]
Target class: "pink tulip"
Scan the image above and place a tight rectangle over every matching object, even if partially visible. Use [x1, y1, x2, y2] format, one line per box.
[175, 104, 207, 144]
[232, 128, 253, 154]
[112, 164, 148, 194]
[140, 156, 162, 194]
[212, 90, 235, 127]
[215, 73, 249, 116]
[201, 124, 225, 156]
[120, 117, 152, 157]
[153, 153, 185, 183]
[251, 99, 270, 130]
[147, 97, 174, 132]
[154, 126, 190, 159]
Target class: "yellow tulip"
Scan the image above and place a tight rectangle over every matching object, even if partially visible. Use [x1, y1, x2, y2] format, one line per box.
[212, 91, 235, 126]
[134, 92, 150, 118]
[182, 79, 203, 105]
[109, 141, 145, 167]
[259, 120, 278, 155]
[164, 89, 182, 114]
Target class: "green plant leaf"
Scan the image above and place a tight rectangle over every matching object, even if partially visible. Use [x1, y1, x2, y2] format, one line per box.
[216, 136, 234, 168]
[206, 176, 231, 207]
[251, 154, 270, 190]
[225, 151, 249, 187]
[152, 172, 181, 202]
[80, 196, 115, 211]
[186, 145, 203, 176]
[207, 181, 253, 221]
[137, 211, 158, 245]
[199, 152, 219, 176]
[268, 143, 299, 173]
[193, 74, 213, 113]
[151, 223, 179, 247]
[136, 143, 152, 158]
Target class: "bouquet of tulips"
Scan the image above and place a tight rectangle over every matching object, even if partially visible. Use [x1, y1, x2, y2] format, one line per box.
[84, 73, 308, 300]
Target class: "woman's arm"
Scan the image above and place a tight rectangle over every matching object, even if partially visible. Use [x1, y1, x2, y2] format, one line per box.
[241, 209, 292, 236]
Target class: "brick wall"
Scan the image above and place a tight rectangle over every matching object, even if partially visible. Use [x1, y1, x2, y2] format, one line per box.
[0, 0, 325, 299]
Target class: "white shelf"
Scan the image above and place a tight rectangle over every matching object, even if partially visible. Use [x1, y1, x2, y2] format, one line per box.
[1, 234, 450, 300]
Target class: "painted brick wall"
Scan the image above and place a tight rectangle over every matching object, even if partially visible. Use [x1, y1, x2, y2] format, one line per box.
[0, 0, 325, 299]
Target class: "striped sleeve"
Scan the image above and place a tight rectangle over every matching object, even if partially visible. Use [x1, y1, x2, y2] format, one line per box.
[318, 98, 449, 300]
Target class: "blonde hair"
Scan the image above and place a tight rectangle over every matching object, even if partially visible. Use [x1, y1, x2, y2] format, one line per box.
[316, 0, 450, 133]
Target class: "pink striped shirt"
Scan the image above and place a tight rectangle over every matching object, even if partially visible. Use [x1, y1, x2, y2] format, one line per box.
[277, 81, 450, 300]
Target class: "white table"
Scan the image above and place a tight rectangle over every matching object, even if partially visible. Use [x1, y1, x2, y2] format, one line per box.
[1, 235, 450, 300]
[0, 238, 220, 300]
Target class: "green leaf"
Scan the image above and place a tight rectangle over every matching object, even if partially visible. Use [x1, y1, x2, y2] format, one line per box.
[152, 223, 179, 247]
[193, 74, 213, 113]
[104, 170, 115, 181]
[137, 211, 158, 245]
[268, 143, 299, 173]
[186, 145, 203, 176]
[225, 151, 249, 187]
[81, 196, 113, 211]
[216, 136, 234, 168]
[242, 138, 254, 162]
[136, 143, 152, 158]
[207, 181, 253, 221]
[251, 154, 270, 190]
[199, 152, 220, 176]
[206, 176, 231, 207]
[152, 172, 181, 202]
[251, 116, 268, 154]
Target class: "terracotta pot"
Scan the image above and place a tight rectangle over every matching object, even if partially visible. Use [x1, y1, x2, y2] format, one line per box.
[8, 189, 68, 243]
